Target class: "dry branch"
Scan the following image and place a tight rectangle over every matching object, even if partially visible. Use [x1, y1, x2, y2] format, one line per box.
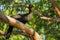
[34, 10, 60, 22]
[0, 11, 42, 40]
[50, 0, 60, 17]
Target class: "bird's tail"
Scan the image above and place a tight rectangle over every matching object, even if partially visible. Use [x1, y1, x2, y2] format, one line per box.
[5, 25, 13, 39]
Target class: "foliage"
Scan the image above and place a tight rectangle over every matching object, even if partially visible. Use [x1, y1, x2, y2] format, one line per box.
[0, 0, 60, 40]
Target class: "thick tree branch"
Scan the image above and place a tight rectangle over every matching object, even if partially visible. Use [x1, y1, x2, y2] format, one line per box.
[0, 11, 9, 23]
[50, 0, 60, 17]
[0, 11, 42, 40]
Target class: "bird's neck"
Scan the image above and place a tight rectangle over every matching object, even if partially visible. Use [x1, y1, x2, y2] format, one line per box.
[29, 6, 32, 13]
[29, 9, 32, 13]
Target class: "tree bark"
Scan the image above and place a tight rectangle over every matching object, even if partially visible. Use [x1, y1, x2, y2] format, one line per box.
[0, 11, 42, 40]
[50, 0, 60, 17]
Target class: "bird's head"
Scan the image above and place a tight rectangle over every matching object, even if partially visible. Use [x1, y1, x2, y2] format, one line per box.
[28, 4, 33, 11]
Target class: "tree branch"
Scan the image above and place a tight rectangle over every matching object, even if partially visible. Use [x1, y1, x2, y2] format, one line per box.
[0, 30, 5, 35]
[34, 10, 60, 22]
[50, 0, 60, 17]
[0, 30, 30, 37]
[0, 11, 42, 40]
[12, 3, 28, 8]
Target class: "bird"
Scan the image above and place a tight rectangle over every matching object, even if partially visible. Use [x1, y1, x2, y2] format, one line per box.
[5, 4, 33, 39]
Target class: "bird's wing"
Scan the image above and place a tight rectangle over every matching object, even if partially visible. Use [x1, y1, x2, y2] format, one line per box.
[11, 14, 21, 19]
